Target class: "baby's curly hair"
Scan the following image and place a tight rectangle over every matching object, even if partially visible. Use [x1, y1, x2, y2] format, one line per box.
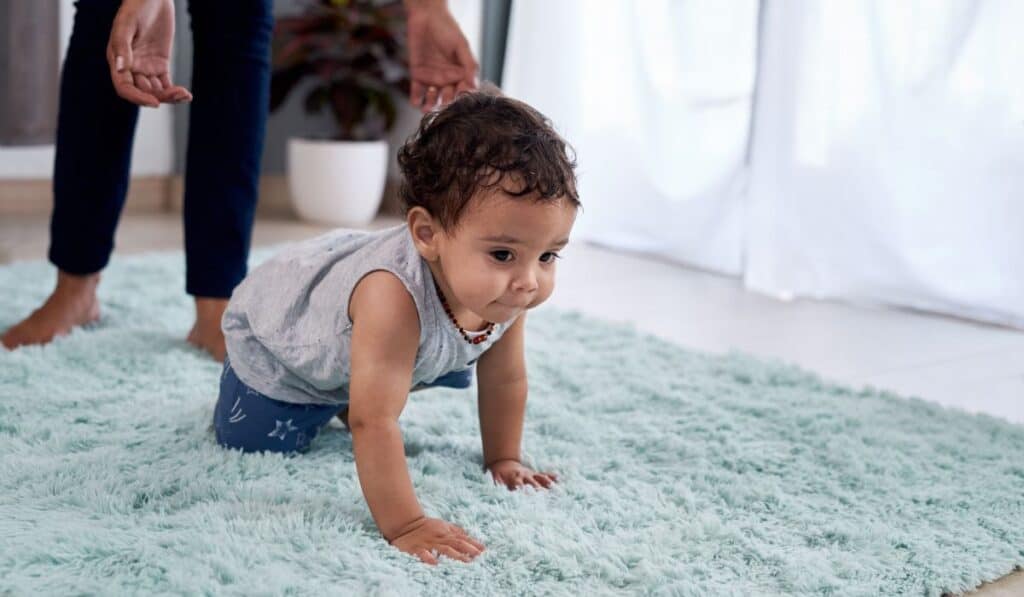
[397, 85, 579, 231]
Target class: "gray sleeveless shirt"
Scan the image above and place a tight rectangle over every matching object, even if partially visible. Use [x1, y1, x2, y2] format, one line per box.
[222, 225, 510, 406]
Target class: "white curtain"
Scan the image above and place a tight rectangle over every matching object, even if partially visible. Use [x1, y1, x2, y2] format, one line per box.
[504, 0, 759, 275]
[747, 0, 1024, 327]
[504, 0, 1024, 328]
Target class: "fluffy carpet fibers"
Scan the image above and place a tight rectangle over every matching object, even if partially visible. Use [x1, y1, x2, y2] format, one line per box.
[1, 252, 1023, 596]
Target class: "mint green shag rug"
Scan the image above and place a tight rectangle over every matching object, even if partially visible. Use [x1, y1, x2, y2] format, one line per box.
[1, 252, 1023, 596]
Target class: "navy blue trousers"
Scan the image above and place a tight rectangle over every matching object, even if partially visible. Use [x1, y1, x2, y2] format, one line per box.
[49, 0, 273, 298]
[214, 356, 475, 455]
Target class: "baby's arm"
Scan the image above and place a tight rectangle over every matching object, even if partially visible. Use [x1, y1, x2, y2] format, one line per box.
[476, 313, 558, 490]
[348, 272, 484, 564]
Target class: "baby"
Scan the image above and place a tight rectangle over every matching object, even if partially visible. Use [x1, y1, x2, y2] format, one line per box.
[213, 87, 580, 564]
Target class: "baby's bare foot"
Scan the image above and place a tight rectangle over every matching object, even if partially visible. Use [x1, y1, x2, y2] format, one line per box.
[1, 271, 101, 350]
[186, 297, 227, 362]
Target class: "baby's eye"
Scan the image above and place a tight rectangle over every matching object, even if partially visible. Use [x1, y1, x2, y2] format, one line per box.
[490, 250, 514, 263]
[539, 252, 561, 263]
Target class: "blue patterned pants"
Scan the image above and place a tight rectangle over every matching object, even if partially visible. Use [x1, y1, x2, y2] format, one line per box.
[213, 357, 473, 454]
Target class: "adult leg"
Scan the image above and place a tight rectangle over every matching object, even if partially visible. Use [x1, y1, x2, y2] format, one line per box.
[181, 0, 273, 361]
[2, 0, 139, 350]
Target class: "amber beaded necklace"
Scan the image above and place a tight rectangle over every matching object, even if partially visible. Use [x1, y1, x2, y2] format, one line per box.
[433, 280, 495, 345]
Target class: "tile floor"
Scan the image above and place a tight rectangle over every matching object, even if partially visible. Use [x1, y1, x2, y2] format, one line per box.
[1, 212, 1021, 595]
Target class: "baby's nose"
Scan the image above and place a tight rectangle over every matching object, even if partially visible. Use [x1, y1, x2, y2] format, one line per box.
[513, 272, 538, 293]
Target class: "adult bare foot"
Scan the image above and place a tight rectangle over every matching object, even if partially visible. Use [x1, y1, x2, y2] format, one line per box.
[1, 271, 101, 350]
[187, 297, 227, 362]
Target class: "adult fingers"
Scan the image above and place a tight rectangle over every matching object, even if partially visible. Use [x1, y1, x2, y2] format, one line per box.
[149, 75, 164, 93]
[455, 78, 474, 97]
[409, 80, 424, 109]
[409, 62, 471, 107]
[171, 87, 193, 103]
[158, 74, 192, 103]
[438, 84, 456, 107]
[112, 69, 159, 107]
[107, 21, 158, 107]
[135, 73, 154, 94]
[412, 64, 468, 88]
[107, 16, 135, 77]
[161, 88, 185, 104]
[167, 86, 193, 103]
[422, 85, 440, 113]
[156, 85, 190, 104]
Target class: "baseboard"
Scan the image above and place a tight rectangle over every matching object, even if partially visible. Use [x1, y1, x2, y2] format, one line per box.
[0, 174, 405, 220]
[0, 177, 171, 215]
[169, 174, 405, 220]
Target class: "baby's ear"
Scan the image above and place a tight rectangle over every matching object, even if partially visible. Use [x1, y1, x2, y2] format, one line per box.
[407, 206, 441, 261]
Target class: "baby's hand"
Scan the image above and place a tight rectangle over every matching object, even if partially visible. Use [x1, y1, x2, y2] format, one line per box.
[389, 517, 485, 565]
[487, 459, 558, 490]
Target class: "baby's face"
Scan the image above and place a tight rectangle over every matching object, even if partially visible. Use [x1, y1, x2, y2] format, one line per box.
[436, 192, 577, 325]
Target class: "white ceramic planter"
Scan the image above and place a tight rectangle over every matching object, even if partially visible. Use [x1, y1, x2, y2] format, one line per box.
[287, 137, 388, 226]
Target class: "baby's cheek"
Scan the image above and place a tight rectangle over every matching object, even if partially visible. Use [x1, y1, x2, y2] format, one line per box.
[530, 283, 555, 308]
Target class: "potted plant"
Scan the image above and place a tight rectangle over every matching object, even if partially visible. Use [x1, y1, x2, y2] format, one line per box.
[271, 0, 410, 225]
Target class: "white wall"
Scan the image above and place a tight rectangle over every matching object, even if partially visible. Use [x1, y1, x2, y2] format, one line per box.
[0, 0, 174, 180]
[450, 0, 483, 61]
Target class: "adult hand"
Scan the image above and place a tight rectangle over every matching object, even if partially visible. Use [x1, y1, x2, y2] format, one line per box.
[487, 459, 558, 491]
[388, 516, 486, 565]
[106, 0, 192, 108]
[405, 0, 478, 112]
